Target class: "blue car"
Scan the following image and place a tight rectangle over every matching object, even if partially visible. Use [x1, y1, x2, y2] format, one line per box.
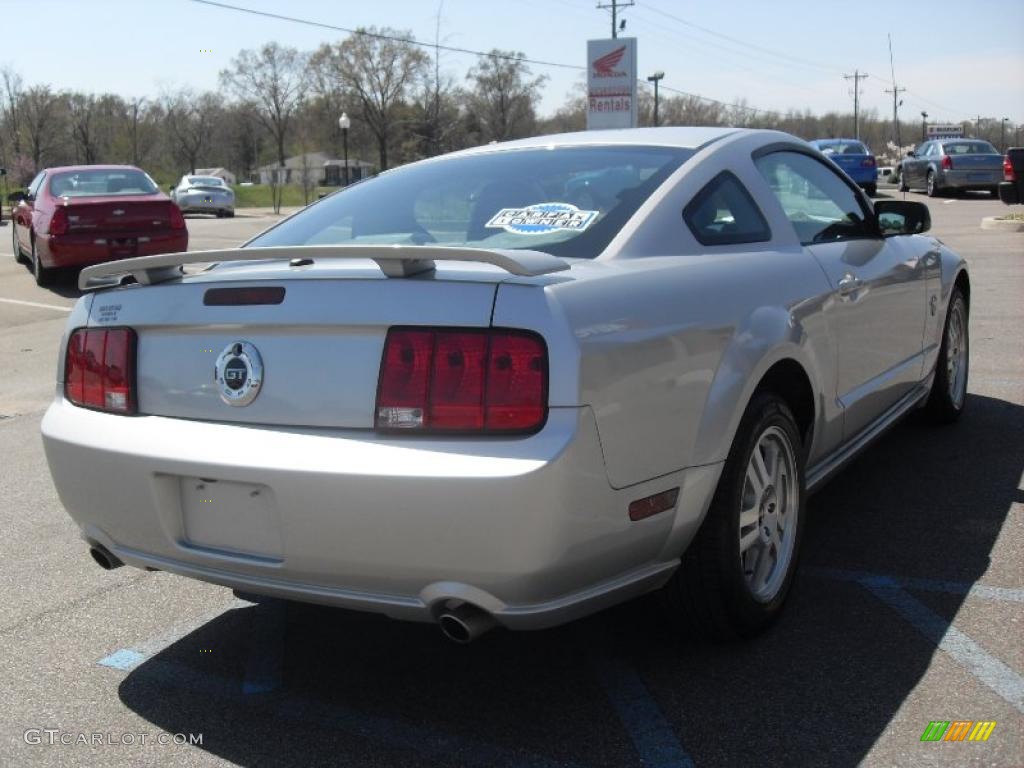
[809, 139, 878, 197]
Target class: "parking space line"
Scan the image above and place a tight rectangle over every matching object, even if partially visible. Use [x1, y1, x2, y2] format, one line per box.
[859, 577, 1024, 714]
[96, 598, 247, 674]
[808, 567, 1024, 602]
[125, 656, 584, 767]
[589, 650, 695, 768]
[0, 297, 72, 312]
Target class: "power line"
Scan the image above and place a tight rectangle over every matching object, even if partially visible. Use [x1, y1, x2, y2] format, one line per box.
[641, 2, 845, 76]
[189, 0, 774, 117]
[189, 0, 585, 71]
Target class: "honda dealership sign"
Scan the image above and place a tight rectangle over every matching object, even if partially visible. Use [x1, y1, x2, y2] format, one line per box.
[586, 38, 637, 130]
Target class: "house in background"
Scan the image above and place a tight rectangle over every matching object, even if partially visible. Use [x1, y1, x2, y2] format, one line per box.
[252, 153, 374, 186]
[193, 167, 237, 185]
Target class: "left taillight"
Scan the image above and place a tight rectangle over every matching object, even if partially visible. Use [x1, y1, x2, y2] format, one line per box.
[1004, 156, 1016, 182]
[169, 203, 186, 230]
[49, 207, 69, 236]
[65, 328, 137, 414]
[942, 155, 954, 170]
[861, 156, 877, 168]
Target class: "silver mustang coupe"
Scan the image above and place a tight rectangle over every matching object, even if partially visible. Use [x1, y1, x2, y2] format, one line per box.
[42, 128, 969, 643]
[170, 174, 236, 217]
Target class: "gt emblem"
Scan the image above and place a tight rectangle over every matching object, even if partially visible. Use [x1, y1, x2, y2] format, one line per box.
[214, 341, 263, 406]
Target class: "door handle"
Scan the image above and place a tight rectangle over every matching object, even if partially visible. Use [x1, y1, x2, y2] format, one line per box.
[837, 273, 863, 296]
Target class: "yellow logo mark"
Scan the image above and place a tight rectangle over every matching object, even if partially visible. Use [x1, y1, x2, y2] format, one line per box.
[968, 721, 996, 742]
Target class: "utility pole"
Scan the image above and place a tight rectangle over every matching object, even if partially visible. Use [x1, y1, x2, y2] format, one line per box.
[596, 0, 634, 39]
[843, 70, 867, 140]
[885, 35, 906, 149]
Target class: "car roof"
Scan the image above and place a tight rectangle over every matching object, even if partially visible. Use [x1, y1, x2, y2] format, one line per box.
[454, 126, 744, 156]
[812, 138, 863, 144]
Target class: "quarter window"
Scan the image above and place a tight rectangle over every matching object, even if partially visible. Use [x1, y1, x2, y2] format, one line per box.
[683, 172, 771, 246]
[754, 151, 873, 245]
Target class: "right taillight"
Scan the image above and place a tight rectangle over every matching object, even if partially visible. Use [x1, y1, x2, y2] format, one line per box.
[64, 328, 137, 414]
[376, 327, 547, 434]
[1005, 156, 1016, 182]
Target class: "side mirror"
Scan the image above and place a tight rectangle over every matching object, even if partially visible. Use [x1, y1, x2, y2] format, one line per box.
[875, 200, 931, 236]
[7, 190, 27, 203]
[905, 150, 916, 158]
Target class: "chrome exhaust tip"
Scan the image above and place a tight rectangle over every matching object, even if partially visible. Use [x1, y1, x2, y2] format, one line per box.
[437, 603, 496, 644]
[89, 545, 124, 570]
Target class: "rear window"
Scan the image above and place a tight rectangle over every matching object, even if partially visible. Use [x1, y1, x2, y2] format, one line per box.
[816, 141, 869, 155]
[942, 141, 998, 155]
[49, 169, 158, 197]
[247, 146, 693, 259]
[188, 176, 225, 186]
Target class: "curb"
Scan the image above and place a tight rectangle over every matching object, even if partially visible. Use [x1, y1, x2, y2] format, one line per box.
[981, 216, 1024, 232]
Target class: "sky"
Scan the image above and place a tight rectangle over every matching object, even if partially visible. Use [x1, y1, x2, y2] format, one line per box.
[1, 0, 1022, 127]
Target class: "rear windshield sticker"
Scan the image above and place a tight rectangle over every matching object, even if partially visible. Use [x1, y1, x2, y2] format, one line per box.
[485, 202, 598, 235]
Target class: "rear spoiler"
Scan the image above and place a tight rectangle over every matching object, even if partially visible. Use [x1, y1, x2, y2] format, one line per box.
[78, 245, 570, 290]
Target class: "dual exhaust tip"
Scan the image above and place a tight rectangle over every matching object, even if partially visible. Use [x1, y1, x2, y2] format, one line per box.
[87, 545, 495, 643]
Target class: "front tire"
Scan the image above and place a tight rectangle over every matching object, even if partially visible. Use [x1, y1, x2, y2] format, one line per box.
[661, 393, 805, 641]
[925, 287, 969, 423]
[12, 223, 27, 264]
[31, 238, 55, 287]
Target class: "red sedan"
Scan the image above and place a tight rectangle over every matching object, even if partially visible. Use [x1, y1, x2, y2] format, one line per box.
[10, 165, 188, 286]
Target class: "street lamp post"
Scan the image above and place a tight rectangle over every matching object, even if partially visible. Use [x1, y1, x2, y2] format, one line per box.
[920, 111, 928, 143]
[647, 71, 664, 127]
[1001, 118, 1009, 152]
[338, 113, 351, 187]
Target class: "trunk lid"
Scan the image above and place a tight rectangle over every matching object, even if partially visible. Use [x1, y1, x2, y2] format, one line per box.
[87, 262, 506, 429]
[60, 195, 176, 232]
[946, 154, 1003, 171]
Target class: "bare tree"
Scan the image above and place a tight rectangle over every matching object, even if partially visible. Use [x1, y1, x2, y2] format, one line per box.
[220, 43, 307, 170]
[0, 68, 25, 166]
[20, 86, 65, 168]
[68, 93, 101, 164]
[162, 89, 219, 174]
[312, 28, 428, 170]
[465, 50, 546, 143]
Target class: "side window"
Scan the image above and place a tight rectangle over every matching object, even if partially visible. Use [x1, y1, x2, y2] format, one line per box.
[754, 151, 873, 245]
[27, 172, 46, 197]
[926, 143, 940, 157]
[683, 171, 771, 246]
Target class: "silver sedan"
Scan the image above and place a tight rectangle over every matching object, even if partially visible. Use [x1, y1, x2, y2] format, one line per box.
[42, 128, 969, 644]
[171, 174, 235, 217]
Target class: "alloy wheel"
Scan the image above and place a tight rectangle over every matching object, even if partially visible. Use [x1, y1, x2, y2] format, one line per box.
[738, 425, 799, 603]
[946, 300, 967, 408]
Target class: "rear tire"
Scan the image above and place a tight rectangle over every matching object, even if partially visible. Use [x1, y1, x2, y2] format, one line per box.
[661, 393, 805, 641]
[31, 238, 55, 287]
[897, 167, 909, 192]
[926, 170, 940, 197]
[925, 288, 969, 423]
[989, 187, 999, 199]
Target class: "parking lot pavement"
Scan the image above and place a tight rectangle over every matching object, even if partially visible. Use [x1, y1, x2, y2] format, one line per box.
[0, 195, 1021, 767]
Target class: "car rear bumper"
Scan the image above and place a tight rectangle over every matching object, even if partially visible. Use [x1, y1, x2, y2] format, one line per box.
[41, 398, 721, 629]
[177, 199, 234, 214]
[936, 169, 1002, 189]
[40, 231, 189, 268]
